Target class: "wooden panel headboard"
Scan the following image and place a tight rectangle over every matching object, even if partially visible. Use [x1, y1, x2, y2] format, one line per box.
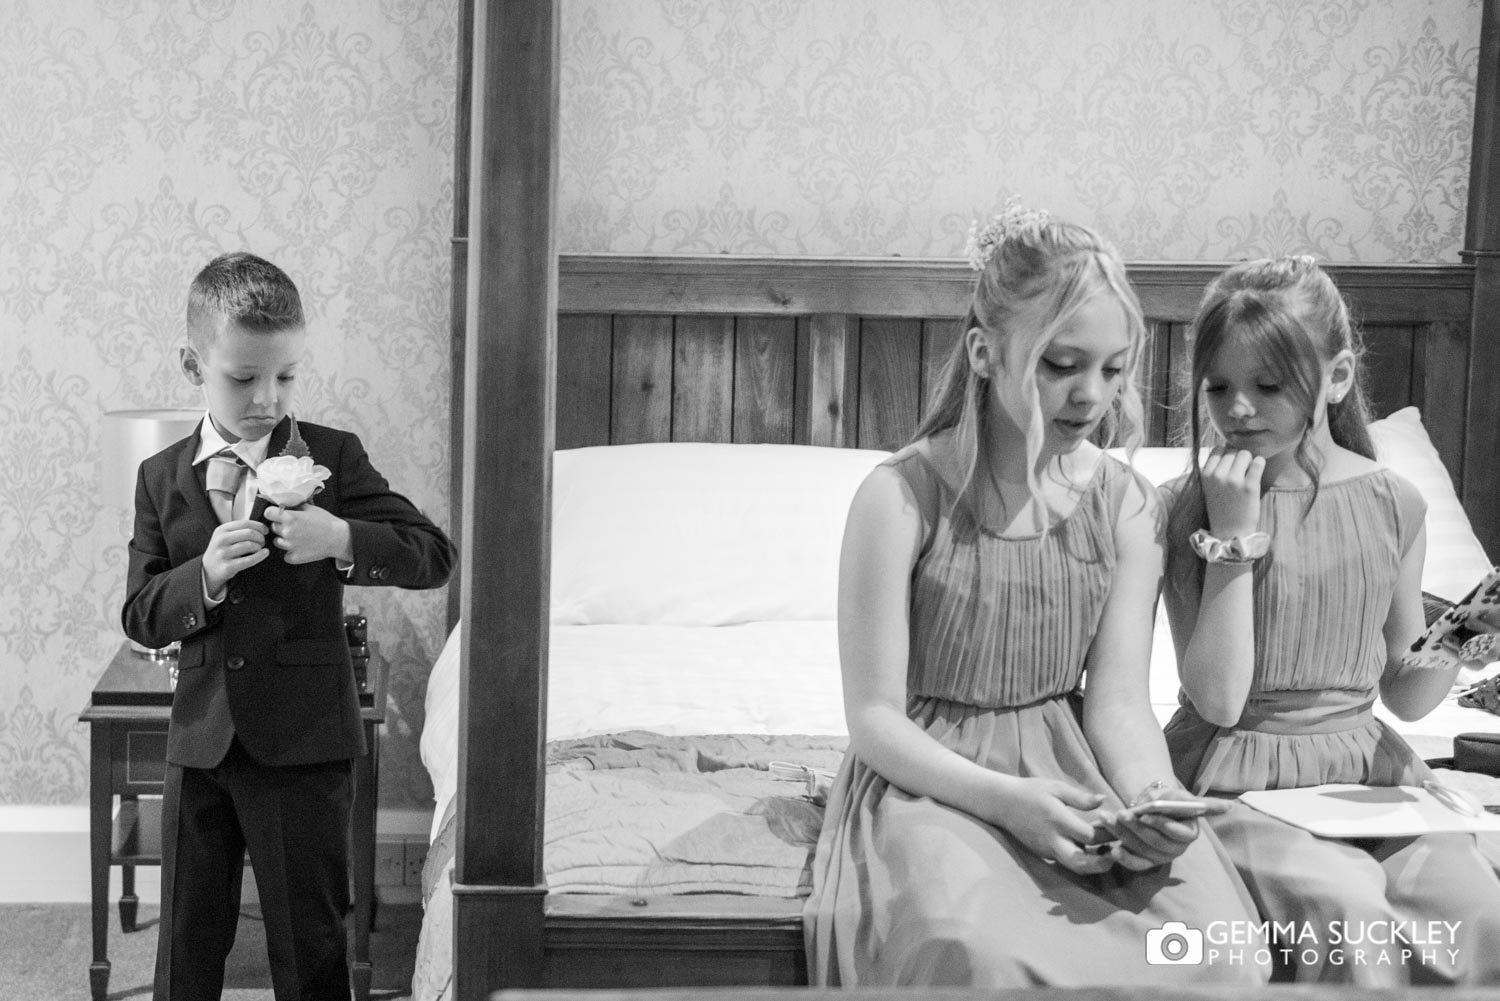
[441, 252, 1488, 627]
[450, 256, 1486, 606]
[550, 257, 1472, 460]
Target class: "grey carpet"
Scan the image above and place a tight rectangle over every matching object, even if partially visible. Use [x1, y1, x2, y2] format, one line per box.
[0, 902, 420, 1000]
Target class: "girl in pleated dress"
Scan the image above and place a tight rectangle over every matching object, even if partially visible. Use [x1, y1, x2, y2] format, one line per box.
[804, 208, 1269, 987]
[1161, 256, 1500, 985]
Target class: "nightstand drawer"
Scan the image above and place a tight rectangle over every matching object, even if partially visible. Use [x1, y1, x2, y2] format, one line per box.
[110, 723, 168, 793]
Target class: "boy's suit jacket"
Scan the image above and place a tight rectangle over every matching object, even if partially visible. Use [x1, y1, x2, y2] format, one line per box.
[122, 416, 454, 769]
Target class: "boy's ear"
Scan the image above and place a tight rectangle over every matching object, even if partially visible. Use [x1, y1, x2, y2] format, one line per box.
[964, 326, 995, 378]
[1325, 348, 1357, 405]
[179, 344, 206, 387]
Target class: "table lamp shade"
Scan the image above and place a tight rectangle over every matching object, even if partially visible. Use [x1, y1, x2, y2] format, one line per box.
[101, 409, 202, 512]
[103, 410, 202, 659]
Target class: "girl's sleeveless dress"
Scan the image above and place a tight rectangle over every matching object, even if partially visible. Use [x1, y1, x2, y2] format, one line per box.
[1163, 468, 1500, 985]
[803, 440, 1269, 987]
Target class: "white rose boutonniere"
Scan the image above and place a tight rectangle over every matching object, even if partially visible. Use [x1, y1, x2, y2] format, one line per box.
[257, 454, 331, 508]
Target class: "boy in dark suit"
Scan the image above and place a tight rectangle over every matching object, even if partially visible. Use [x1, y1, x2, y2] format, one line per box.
[123, 252, 455, 1000]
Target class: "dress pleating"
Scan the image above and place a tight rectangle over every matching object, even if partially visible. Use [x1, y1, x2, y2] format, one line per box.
[804, 439, 1269, 986]
[1163, 468, 1500, 985]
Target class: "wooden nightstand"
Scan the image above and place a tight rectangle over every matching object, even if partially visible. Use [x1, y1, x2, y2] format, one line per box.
[80, 640, 387, 1001]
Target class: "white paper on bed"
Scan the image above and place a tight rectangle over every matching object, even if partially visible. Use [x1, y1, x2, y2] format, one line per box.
[1239, 783, 1500, 838]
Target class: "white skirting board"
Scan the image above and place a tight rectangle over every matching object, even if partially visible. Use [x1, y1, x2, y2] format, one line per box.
[0, 805, 434, 904]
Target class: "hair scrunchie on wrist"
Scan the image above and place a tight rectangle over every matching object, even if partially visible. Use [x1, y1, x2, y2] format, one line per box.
[1190, 529, 1271, 565]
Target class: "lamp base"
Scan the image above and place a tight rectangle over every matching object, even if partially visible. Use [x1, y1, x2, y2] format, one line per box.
[129, 639, 179, 661]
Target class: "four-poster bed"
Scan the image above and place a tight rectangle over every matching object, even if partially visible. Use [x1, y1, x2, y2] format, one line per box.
[443, 2, 1500, 998]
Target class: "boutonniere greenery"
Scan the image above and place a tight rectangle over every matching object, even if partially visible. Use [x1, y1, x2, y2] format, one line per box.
[257, 415, 331, 507]
[281, 413, 310, 458]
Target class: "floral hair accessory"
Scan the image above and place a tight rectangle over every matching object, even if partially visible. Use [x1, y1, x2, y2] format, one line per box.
[964, 199, 1051, 271]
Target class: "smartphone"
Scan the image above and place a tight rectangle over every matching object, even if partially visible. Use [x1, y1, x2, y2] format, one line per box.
[1129, 798, 1214, 819]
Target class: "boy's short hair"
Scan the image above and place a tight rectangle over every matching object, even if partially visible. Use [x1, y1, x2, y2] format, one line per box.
[186, 252, 305, 350]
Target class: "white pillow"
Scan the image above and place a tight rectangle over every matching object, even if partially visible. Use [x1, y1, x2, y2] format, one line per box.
[550, 443, 890, 626]
[1369, 407, 1492, 602]
[1106, 445, 1192, 488]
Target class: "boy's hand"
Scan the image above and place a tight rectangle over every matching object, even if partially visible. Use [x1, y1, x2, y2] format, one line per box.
[265, 505, 354, 566]
[202, 520, 270, 596]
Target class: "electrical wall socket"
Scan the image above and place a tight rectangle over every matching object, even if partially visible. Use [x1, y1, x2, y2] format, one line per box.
[375, 838, 407, 887]
[403, 840, 427, 886]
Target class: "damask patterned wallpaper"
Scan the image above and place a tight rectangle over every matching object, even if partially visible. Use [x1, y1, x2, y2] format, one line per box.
[558, 0, 1480, 260]
[0, 0, 1481, 812]
[0, 0, 460, 810]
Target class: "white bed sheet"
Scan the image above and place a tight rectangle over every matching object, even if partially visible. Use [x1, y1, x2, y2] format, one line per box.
[420, 620, 848, 843]
[421, 614, 1500, 843]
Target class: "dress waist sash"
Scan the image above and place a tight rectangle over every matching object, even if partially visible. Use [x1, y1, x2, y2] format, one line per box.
[1233, 688, 1374, 734]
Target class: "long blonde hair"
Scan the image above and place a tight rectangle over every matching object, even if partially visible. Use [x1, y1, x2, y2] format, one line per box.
[915, 218, 1147, 524]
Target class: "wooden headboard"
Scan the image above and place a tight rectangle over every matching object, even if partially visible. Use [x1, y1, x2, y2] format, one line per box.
[554, 257, 1472, 459]
[450, 256, 1486, 616]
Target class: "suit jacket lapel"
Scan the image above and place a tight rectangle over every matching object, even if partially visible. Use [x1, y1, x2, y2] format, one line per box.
[175, 427, 220, 543]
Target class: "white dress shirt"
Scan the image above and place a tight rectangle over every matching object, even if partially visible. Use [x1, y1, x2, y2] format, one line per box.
[194, 414, 271, 521]
[195, 414, 273, 604]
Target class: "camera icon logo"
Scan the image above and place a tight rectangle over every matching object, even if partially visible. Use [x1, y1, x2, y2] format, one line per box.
[1145, 921, 1204, 965]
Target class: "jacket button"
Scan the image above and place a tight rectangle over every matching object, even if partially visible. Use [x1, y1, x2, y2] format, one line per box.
[228, 588, 244, 605]
[182, 613, 197, 629]
[227, 655, 245, 671]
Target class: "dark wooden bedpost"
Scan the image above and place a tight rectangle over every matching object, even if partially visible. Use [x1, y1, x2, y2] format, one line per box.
[452, 0, 557, 997]
[1463, 0, 1500, 557]
[448, 0, 474, 633]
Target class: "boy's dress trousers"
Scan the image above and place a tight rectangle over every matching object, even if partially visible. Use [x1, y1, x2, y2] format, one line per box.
[123, 415, 454, 1001]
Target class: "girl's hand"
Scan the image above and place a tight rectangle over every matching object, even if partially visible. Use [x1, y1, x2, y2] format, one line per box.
[990, 777, 1115, 876]
[1098, 789, 1225, 871]
[1199, 447, 1265, 538]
